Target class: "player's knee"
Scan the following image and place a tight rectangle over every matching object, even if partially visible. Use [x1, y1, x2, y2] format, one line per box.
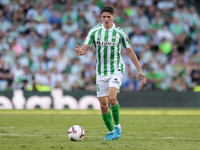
[100, 103, 107, 108]
[108, 95, 116, 105]
[100, 103, 108, 114]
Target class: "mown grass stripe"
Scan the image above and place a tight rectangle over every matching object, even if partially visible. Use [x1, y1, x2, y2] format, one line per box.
[1, 110, 200, 115]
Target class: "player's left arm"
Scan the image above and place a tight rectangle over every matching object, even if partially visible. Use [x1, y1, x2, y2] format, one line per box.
[121, 30, 146, 85]
[125, 47, 146, 85]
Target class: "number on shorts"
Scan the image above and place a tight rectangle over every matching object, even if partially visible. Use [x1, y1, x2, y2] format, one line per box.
[97, 84, 99, 92]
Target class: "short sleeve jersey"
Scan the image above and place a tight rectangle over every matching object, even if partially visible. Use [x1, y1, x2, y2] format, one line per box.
[84, 23, 131, 76]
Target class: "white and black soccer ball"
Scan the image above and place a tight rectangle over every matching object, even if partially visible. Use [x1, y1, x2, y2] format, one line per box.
[68, 125, 85, 141]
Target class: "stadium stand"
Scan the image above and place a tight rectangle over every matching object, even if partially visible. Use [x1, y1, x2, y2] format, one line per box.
[0, 0, 200, 92]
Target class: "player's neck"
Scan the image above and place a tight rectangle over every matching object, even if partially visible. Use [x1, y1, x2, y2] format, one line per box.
[103, 23, 113, 30]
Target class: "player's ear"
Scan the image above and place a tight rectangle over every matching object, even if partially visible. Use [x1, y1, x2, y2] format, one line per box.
[112, 14, 115, 19]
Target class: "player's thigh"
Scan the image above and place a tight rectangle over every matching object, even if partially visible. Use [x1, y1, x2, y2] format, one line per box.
[108, 87, 119, 99]
[98, 96, 109, 106]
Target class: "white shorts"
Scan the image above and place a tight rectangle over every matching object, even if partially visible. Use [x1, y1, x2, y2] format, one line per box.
[96, 73, 123, 97]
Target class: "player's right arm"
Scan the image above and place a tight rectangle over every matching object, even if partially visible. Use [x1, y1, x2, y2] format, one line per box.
[75, 44, 89, 56]
[75, 28, 96, 56]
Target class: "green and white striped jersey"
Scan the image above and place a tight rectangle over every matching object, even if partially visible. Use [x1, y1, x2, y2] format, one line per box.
[84, 23, 131, 76]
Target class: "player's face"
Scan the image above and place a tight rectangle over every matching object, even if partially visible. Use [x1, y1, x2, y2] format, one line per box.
[101, 12, 115, 29]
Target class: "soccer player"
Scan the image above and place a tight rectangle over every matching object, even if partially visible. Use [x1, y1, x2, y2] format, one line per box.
[75, 6, 146, 140]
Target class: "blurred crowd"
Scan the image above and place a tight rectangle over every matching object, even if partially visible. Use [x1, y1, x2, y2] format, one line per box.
[0, 0, 200, 92]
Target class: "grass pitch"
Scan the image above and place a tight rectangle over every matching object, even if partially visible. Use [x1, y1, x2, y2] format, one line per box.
[0, 108, 200, 150]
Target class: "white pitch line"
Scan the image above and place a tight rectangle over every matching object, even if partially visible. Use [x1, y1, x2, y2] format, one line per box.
[124, 137, 199, 140]
[0, 127, 15, 129]
[0, 133, 199, 140]
[0, 133, 42, 136]
[124, 137, 145, 139]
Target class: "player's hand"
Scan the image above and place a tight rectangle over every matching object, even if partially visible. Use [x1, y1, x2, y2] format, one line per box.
[75, 44, 82, 56]
[139, 72, 146, 85]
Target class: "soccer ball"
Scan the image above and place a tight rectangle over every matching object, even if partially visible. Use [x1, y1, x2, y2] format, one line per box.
[68, 125, 85, 141]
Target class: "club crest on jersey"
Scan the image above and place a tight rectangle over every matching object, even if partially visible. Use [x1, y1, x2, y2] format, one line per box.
[96, 41, 116, 46]
[126, 34, 129, 41]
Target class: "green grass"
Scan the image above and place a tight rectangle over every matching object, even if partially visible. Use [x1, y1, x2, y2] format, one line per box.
[0, 108, 200, 150]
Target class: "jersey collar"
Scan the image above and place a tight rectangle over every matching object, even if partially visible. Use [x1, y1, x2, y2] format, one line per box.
[102, 23, 115, 31]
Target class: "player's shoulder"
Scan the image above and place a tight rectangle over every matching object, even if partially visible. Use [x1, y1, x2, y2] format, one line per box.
[90, 24, 103, 32]
[114, 26, 127, 35]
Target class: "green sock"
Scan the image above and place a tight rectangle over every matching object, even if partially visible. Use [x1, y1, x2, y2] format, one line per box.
[101, 110, 114, 132]
[111, 102, 120, 125]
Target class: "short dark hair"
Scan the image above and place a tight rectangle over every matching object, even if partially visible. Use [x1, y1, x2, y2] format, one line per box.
[101, 6, 114, 15]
